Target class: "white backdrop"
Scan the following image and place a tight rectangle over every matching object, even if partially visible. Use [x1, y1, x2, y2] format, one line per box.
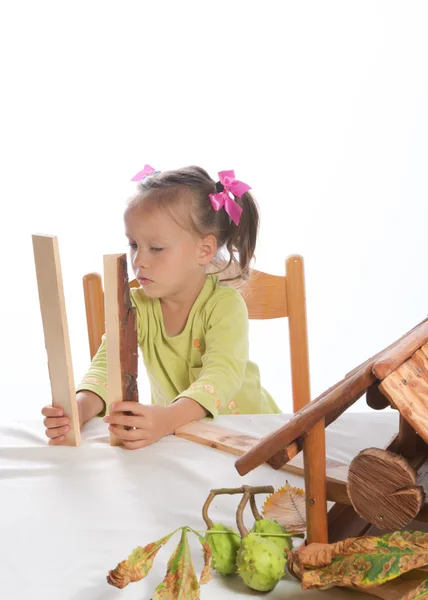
[1, 1, 427, 420]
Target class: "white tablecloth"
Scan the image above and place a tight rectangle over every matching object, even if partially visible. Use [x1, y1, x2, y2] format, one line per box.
[0, 411, 399, 599]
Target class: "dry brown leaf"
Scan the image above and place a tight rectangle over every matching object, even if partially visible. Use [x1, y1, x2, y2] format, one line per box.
[263, 481, 306, 533]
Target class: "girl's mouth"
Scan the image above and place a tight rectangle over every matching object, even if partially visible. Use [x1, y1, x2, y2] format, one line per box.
[139, 278, 153, 285]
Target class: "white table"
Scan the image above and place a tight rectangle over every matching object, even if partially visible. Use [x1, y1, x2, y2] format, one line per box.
[0, 412, 399, 599]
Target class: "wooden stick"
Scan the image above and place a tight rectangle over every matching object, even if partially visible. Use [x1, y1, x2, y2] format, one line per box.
[104, 254, 138, 446]
[372, 320, 428, 380]
[32, 234, 81, 446]
[83, 273, 105, 360]
[235, 365, 374, 477]
[286, 255, 328, 543]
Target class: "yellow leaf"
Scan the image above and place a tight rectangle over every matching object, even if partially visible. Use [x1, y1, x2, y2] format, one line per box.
[107, 531, 175, 588]
[263, 481, 306, 533]
[153, 529, 200, 599]
[292, 531, 428, 590]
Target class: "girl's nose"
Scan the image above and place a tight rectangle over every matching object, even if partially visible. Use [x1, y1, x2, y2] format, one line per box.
[132, 248, 149, 269]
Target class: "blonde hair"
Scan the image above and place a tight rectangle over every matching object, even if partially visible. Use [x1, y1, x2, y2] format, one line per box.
[128, 166, 259, 283]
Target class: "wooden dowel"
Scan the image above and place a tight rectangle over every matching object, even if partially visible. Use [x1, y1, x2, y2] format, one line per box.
[32, 234, 81, 447]
[286, 256, 328, 542]
[373, 320, 428, 380]
[304, 419, 328, 543]
[83, 272, 105, 360]
[104, 254, 138, 446]
[286, 255, 311, 413]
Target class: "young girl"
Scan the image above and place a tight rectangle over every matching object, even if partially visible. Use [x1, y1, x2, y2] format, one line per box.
[41, 165, 281, 449]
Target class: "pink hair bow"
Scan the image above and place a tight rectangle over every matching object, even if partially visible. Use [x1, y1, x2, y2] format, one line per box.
[131, 164, 157, 182]
[209, 170, 251, 226]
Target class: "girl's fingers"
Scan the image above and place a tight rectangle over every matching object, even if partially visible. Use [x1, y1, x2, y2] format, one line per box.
[43, 417, 70, 429]
[104, 415, 142, 428]
[45, 425, 71, 439]
[41, 406, 64, 418]
[48, 436, 66, 446]
[123, 439, 151, 450]
[110, 402, 146, 415]
[108, 425, 147, 442]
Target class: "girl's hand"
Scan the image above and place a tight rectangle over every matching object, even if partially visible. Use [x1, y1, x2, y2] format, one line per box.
[41, 405, 75, 445]
[103, 402, 173, 450]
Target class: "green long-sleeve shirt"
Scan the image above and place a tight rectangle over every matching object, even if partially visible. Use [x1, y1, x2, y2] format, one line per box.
[76, 274, 281, 418]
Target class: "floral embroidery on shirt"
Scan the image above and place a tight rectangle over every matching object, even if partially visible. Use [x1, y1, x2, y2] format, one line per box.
[204, 384, 215, 394]
[104, 383, 108, 390]
[189, 383, 198, 390]
[82, 377, 100, 385]
[192, 338, 201, 349]
[215, 398, 221, 410]
[228, 400, 237, 411]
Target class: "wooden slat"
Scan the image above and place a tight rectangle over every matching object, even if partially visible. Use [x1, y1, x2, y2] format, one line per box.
[32, 234, 81, 447]
[176, 421, 350, 502]
[241, 269, 288, 319]
[373, 321, 428, 380]
[83, 273, 105, 360]
[379, 346, 428, 445]
[104, 254, 138, 447]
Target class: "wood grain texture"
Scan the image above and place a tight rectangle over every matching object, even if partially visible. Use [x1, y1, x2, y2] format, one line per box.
[104, 254, 138, 447]
[379, 345, 428, 445]
[373, 321, 428, 380]
[32, 234, 81, 446]
[176, 421, 350, 505]
[347, 448, 425, 530]
[83, 273, 105, 360]
[353, 573, 428, 600]
[366, 383, 390, 410]
[303, 419, 328, 543]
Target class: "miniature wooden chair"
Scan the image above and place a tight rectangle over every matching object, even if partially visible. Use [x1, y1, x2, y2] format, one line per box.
[82, 255, 329, 544]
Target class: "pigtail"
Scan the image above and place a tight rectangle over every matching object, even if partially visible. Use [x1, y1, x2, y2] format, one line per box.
[215, 191, 259, 286]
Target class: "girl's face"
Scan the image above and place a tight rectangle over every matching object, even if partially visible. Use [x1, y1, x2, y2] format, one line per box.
[124, 200, 214, 300]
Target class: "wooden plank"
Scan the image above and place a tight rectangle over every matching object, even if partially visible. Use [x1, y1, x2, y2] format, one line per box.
[379, 347, 428, 446]
[373, 322, 428, 380]
[32, 234, 81, 447]
[104, 254, 138, 447]
[176, 421, 350, 503]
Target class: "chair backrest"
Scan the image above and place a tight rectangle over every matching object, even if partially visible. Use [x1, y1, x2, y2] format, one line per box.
[83, 254, 310, 413]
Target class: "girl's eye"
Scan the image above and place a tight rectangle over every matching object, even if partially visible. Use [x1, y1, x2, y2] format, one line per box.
[128, 243, 138, 250]
[151, 247, 164, 253]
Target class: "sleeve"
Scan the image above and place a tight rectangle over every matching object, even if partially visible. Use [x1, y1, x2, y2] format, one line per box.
[175, 292, 249, 418]
[75, 289, 146, 418]
[75, 334, 108, 417]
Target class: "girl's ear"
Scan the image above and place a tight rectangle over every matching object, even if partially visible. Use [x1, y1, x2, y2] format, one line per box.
[197, 234, 217, 266]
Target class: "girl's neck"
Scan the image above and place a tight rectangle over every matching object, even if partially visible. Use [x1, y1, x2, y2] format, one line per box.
[159, 273, 207, 313]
